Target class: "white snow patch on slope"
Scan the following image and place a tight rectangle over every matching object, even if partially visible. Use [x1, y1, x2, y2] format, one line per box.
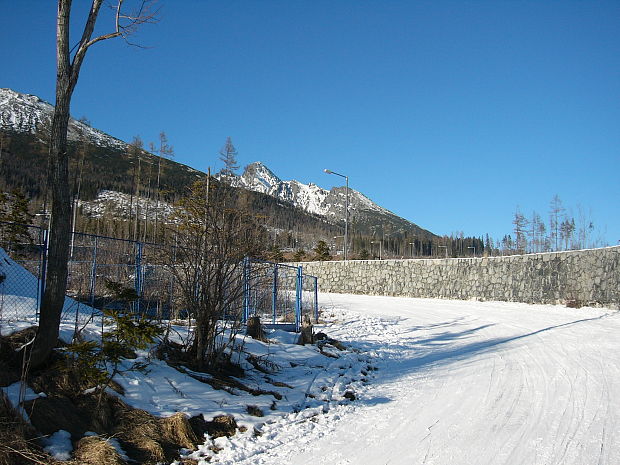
[0, 248, 96, 330]
[0, 88, 126, 149]
[42, 430, 73, 461]
[80, 189, 175, 221]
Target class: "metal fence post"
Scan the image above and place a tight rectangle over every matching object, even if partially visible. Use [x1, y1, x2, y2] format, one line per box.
[242, 256, 250, 324]
[314, 276, 319, 323]
[89, 236, 98, 309]
[272, 264, 278, 324]
[135, 241, 143, 313]
[295, 265, 303, 332]
[37, 228, 49, 321]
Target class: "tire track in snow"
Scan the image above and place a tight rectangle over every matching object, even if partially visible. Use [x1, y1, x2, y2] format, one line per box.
[207, 296, 620, 465]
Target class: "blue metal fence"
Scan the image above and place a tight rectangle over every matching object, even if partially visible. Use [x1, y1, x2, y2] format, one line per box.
[0, 223, 173, 325]
[0, 222, 318, 332]
[242, 257, 319, 332]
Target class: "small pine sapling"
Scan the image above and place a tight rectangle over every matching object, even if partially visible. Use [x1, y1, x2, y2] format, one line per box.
[61, 280, 163, 406]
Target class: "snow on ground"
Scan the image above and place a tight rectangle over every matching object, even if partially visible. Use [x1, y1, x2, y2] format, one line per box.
[0, 248, 96, 334]
[2, 248, 619, 465]
[0, 249, 376, 462]
[41, 430, 73, 461]
[208, 293, 620, 465]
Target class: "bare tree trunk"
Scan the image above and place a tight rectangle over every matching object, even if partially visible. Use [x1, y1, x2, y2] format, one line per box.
[30, 1, 75, 367]
[30, 0, 158, 368]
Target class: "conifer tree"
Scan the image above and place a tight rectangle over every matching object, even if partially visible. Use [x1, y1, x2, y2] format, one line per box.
[219, 137, 239, 177]
[0, 190, 34, 253]
[314, 240, 331, 261]
[293, 249, 306, 261]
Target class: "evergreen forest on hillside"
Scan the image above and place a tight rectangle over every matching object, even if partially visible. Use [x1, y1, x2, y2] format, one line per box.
[2, 128, 589, 260]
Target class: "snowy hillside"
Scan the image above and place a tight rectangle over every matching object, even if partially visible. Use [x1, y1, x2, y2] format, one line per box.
[1, 88, 433, 237]
[0, 88, 126, 149]
[79, 190, 175, 221]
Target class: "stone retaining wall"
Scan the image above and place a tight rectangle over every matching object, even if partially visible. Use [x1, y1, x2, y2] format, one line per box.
[296, 246, 620, 307]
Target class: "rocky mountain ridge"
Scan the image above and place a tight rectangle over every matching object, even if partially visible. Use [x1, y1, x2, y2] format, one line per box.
[1, 87, 435, 239]
[225, 161, 393, 222]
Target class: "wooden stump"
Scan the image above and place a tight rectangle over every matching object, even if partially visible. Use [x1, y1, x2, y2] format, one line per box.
[297, 318, 314, 345]
[246, 316, 266, 341]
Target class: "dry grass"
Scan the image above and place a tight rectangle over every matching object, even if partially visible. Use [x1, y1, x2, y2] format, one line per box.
[115, 406, 199, 464]
[116, 407, 166, 463]
[160, 412, 199, 450]
[70, 436, 126, 465]
[0, 392, 54, 465]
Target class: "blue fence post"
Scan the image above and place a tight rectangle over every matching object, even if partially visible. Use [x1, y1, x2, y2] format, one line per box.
[135, 241, 143, 313]
[314, 276, 319, 323]
[242, 256, 250, 323]
[168, 273, 174, 319]
[295, 265, 303, 332]
[89, 236, 98, 309]
[37, 228, 49, 321]
[272, 264, 278, 324]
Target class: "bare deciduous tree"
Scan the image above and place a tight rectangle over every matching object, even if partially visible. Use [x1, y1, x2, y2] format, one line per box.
[167, 180, 266, 370]
[549, 194, 564, 252]
[512, 207, 529, 254]
[31, 0, 158, 367]
[153, 131, 174, 240]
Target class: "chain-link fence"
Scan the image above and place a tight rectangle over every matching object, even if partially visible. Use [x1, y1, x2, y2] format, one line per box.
[0, 223, 177, 328]
[243, 257, 319, 331]
[0, 223, 47, 323]
[0, 222, 318, 332]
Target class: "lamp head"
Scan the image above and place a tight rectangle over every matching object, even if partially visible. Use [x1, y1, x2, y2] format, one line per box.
[324, 169, 333, 174]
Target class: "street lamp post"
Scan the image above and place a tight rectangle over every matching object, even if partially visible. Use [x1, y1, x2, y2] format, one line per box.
[409, 241, 415, 258]
[324, 169, 349, 261]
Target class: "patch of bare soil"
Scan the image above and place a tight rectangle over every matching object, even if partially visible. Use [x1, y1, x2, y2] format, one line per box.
[0, 328, 37, 388]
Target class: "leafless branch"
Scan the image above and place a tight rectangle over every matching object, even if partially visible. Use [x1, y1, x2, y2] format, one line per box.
[70, 0, 159, 85]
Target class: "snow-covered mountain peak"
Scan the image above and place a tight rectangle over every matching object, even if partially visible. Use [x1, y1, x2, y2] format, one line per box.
[225, 161, 394, 221]
[1, 88, 427, 236]
[240, 161, 283, 193]
[0, 87, 125, 150]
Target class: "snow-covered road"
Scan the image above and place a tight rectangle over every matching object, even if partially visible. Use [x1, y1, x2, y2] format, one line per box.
[217, 294, 620, 465]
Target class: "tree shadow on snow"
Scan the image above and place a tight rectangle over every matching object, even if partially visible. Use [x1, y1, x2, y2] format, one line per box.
[359, 314, 611, 385]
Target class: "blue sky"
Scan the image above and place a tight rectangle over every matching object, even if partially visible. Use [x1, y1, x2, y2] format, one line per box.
[2, 1, 619, 245]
